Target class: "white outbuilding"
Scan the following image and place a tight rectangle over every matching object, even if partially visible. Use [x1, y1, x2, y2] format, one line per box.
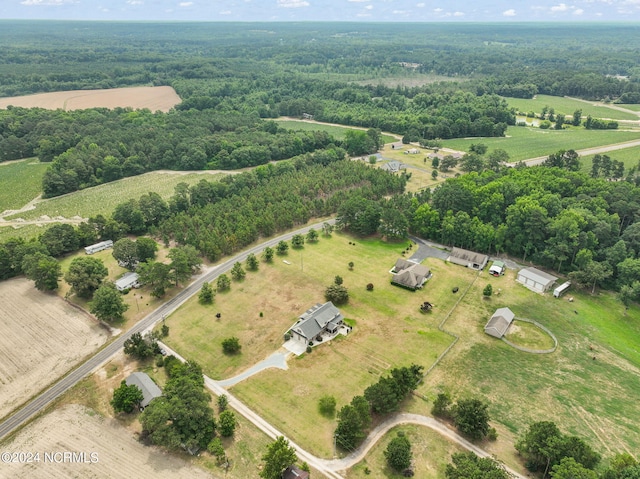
[517, 267, 558, 293]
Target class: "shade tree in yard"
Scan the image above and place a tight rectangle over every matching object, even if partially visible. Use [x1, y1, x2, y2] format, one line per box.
[22, 252, 61, 291]
[112, 238, 138, 270]
[64, 256, 108, 298]
[90, 281, 129, 322]
[246, 253, 259, 271]
[198, 281, 215, 304]
[260, 436, 297, 479]
[231, 261, 246, 281]
[111, 380, 144, 414]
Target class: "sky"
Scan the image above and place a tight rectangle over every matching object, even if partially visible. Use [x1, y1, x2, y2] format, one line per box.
[2, 0, 640, 22]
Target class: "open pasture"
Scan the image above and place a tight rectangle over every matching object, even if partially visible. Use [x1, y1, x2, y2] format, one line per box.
[421, 267, 640, 457]
[441, 125, 640, 161]
[579, 145, 640, 173]
[0, 278, 109, 420]
[0, 86, 181, 113]
[276, 118, 396, 143]
[4, 171, 224, 223]
[504, 94, 640, 121]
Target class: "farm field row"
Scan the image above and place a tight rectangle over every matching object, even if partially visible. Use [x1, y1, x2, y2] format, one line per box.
[3, 171, 224, 223]
[441, 125, 640, 161]
[0, 159, 48, 213]
[503, 94, 640, 121]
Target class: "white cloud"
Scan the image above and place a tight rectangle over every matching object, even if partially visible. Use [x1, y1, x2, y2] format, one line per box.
[392, 9, 409, 14]
[550, 3, 569, 12]
[573, 8, 584, 14]
[20, 0, 76, 5]
[277, 0, 310, 7]
[348, 0, 369, 2]
[365, 4, 373, 9]
[416, 2, 425, 7]
[433, 7, 443, 12]
[126, 0, 143, 4]
[178, 1, 193, 6]
[453, 11, 464, 16]
[356, 12, 372, 16]
[219, 9, 231, 14]
[503, 8, 516, 16]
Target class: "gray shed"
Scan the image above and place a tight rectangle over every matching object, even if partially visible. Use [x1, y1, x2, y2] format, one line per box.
[125, 372, 162, 409]
[517, 267, 558, 293]
[447, 247, 489, 270]
[484, 307, 515, 338]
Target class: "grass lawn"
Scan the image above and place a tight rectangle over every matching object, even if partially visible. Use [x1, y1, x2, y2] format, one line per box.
[166, 233, 461, 457]
[0, 158, 48, 212]
[619, 104, 640, 112]
[4, 171, 224, 222]
[503, 95, 640, 121]
[441, 125, 640, 162]
[504, 320, 556, 351]
[275, 119, 396, 144]
[421, 268, 640, 464]
[0, 224, 47, 243]
[345, 424, 466, 479]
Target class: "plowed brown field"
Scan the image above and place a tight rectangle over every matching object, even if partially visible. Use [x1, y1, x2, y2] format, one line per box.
[0, 279, 109, 420]
[0, 86, 181, 112]
[1, 404, 214, 478]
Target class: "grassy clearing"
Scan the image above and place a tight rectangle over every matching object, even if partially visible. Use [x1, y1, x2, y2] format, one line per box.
[504, 94, 639, 121]
[166, 233, 459, 456]
[441, 125, 640, 161]
[345, 424, 466, 479]
[504, 320, 556, 350]
[5, 171, 224, 222]
[619, 104, 640, 112]
[0, 159, 48, 212]
[422, 268, 640, 460]
[275, 119, 396, 143]
[0, 224, 48, 242]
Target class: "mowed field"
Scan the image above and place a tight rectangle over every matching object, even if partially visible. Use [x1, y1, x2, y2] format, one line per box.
[0, 278, 109, 420]
[0, 86, 181, 113]
[165, 233, 463, 457]
[420, 267, 640, 468]
[504, 94, 640, 121]
[441, 125, 640, 162]
[580, 145, 640, 172]
[275, 118, 397, 144]
[0, 159, 48, 213]
[1, 404, 214, 479]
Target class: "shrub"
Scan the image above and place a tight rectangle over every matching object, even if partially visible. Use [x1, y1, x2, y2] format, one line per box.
[222, 337, 241, 355]
[366, 283, 374, 291]
[318, 395, 337, 417]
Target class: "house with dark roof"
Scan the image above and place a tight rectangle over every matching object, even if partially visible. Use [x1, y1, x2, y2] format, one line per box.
[484, 307, 515, 338]
[447, 247, 489, 270]
[283, 465, 310, 479]
[391, 258, 431, 290]
[517, 267, 558, 293]
[289, 302, 344, 346]
[125, 372, 162, 409]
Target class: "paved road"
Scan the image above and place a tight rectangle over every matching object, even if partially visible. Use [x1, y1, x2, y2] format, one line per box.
[0, 219, 335, 441]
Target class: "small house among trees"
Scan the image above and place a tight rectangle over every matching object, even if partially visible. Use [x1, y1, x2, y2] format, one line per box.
[282, 465, 310, 479]
[447, 247, 489, 270]
[517, 267, 558, 293]
[391, 258, 431, 290]
[289, 302, 344, 346]
[84, 240, 113, 255]
[125, 372, 162, 410]
[484, 307, 515, 338]
[380, 160, 407, 173]
[115, 272, 140, 291]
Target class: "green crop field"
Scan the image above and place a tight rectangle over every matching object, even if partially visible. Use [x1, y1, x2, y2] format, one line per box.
[275, 119, 397, 144]
[3, 171, 224, 223]
[0, 159, 49, 212]
[442, 125, 640, 161]
[504, 94, 640, 121]
[580, 145, 640, 173]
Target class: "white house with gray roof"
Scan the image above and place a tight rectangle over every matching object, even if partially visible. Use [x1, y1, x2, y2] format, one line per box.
[115, 272, 140, 292]
[125, 372, 162, 409]
[517, 267, 558, 293]
[290, 302, 344, 345]
[484, 307, 515, 338]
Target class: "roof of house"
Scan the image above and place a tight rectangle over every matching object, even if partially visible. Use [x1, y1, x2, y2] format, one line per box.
[392, 259, 431, 290]
[292, 302, 343, 341]
[491, 260, 505, 268]
[282, 465, 310, 479]
[518, 267, 558, 286]
[125, 372, 162, 408]
[380, 160, 406, 172]
[449, 247, 489, 266]
[115, 272, 139, 290]
[484, 307, 515, 338]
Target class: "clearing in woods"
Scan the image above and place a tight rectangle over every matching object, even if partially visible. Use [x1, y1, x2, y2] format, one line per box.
[0, 278, 109, 420]
[0, 86, 182, 113]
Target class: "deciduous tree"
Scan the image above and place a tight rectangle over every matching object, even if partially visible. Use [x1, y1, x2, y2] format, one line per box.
[22, 252, 61, 291]
[385, 433, 412, 472]
[260, 436, 297, 479]
[90, 281, 129, 322]
[64, 256, 108, 298]
[111, 380, 144, 414]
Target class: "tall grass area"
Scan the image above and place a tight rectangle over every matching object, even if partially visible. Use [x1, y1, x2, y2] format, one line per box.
[442, 125, 640, 161]
[423, 268, 640, 458]
[504, 94, 639, 121]
[4, 171, 224, 222]
[0, 159, 48, 211]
